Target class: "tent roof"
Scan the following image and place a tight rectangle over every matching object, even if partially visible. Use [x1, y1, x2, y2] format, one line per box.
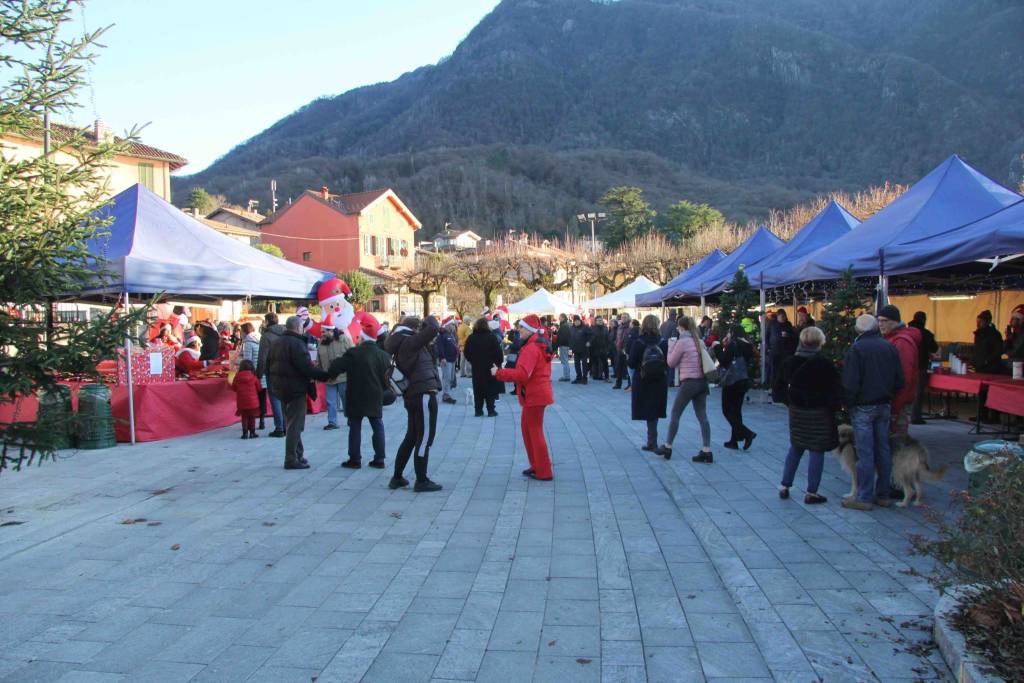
[766, 155, 1021, 285]
[635, 249, 726, 306]
[504, 288, 577, 315]
[882, 198, 1024, 275]
[685, 226, 785, 296]
[81, 184, 332, 299]
[752, 201, 861, 289]
[580, 276, 660, 310]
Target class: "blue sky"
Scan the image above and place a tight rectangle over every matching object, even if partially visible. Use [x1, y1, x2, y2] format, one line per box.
[72, 0, 501, 174]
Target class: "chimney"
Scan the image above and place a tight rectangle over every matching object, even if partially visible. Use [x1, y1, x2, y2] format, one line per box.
[94, 118, 113, 143]
[320, 186, 329, 200]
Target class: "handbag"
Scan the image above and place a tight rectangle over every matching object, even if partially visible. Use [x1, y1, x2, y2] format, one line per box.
[698, 338, 719, 383]
[387, 360, 409, 397]
[720, 355, 749, 386]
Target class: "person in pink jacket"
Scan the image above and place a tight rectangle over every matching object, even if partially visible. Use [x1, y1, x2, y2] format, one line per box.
[877, 305, 921, 437]
[493, 315, 554, 480]
[657, 316, 714, 463]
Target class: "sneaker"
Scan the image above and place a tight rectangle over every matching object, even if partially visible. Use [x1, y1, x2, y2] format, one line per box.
[841, 497, 873, 511]
[655, 446, 672, 460]
[805, 493, 828, 505]
[414, 479, 443, 492]
[268, 430, 286, 438]
[723, 441, 739, 450]
[692, 452, 714, 464]
[873, 497, 893, 508]
[743, 432, 757, 450]
[324, 423, 339, 431]
[388, 476, 410, 489]
[283, 461, 310, 470]
[779, 486, 790, 499]
[340, 459, 361, 469]
[487, 411, 498, 417]
[640, 444, 656, 452]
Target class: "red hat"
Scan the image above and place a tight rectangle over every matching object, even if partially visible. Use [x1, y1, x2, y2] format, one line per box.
[356, 312, 380, 342]
[316, 278, 351, 305]
[518, 314, 545, 335]
[441, 315, 457, 328]
[797, 306, 808, 314]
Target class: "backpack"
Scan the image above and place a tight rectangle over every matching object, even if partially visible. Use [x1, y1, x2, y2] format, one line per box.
[640, 343, 668, 381]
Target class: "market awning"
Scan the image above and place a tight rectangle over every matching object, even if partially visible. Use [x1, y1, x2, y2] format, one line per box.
[680, 226, 785, 297]
[635, 249, 726, 306]
[751, 201, 860, 289]
[504, 288, 577, 315]
[580, 276, 660, 309]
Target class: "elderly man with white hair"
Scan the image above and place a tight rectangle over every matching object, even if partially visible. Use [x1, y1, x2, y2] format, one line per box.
[840, 313, 904, 511]
[268, 315, 330, 470]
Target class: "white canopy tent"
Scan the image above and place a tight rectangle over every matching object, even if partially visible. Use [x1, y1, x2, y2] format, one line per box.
[504, 288, 577, 315]
[580, 276, 660, 310]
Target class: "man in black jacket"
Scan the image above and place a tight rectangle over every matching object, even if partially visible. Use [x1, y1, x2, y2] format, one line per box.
[257, 313, 287, 436]
[841, 314, 904, 511]
[268, 316, 329, 470]
[767, 310, 798, 385]
[909, 311, 939, 424]
[556, 314, 573, 382]
[973, 309, 1004, 374]
[570, 316, 592, 384]
[330, 315, 392, 469]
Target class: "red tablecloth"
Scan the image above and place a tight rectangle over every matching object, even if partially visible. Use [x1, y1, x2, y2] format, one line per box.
[928, 372, 1018, 395]
[985, 383, 1024, 418]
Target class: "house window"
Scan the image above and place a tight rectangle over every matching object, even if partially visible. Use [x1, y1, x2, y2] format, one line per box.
[370, 235, 378, 256]
[400, 240, 408, 257]
[363, 234, 371, 255]
[138, 163, 154, 190]
[386, 238, 395, 256]
[302, 251, 312, 262]
[370, 299, 381, 313]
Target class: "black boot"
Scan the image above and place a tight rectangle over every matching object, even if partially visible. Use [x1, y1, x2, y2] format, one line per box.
[258, 418, 265, 430]
[248, 430, 259, 439]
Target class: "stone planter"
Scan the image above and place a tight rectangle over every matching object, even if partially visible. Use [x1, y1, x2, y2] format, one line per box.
[933, 588, 1006, 683]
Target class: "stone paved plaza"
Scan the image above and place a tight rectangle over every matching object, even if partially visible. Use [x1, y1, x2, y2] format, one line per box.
[1, 368, 976, 682]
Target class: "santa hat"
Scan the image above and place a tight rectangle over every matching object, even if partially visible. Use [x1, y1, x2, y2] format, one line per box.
[357, 313, 381, 342]
[184, 332, 201, 347]
[441, 316, 457, 328]
[317, 278, 352, 305]
[518, 314, 545, 335]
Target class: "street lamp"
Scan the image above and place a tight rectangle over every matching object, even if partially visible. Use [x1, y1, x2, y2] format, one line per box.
[576, 212, 606, 254]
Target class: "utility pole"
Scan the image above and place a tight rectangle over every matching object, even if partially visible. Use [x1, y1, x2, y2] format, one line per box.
[576, 212, 606, 254]
[271, 179, 278, 213]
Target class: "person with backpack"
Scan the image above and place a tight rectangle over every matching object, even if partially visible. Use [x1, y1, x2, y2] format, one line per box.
[329, 315, 391, 470]
[657, 316, 714, 463]
[492, 315, 555, 480]
[384, 315, 444, 492]
[716, 325, 756, 450]
[628, 315, 669, 452]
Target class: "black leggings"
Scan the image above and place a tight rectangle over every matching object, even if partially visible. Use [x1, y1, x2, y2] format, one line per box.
[721, 380, 753, 443]
[394, 392, 438, 482]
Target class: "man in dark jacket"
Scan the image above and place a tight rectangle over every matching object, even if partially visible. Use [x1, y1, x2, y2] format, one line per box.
[909, 311, 939, 424]
[660, 310, 679, 386]
[767, 310, 798, 385]
[973, 309, 1004, 373]
[840, 314, 904, 511]
[590, 317, 610, 381]
[570, 316, 592, 384]
[384, 316, 444, 492]
[437, 321, 460, 405]
[268, 316, 330, 469]
[256, 313, 287, 437]
[330, 315, 391, 469]
[556, 314, 573, 382]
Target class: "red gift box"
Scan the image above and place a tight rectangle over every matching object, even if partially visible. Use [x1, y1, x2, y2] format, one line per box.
[117, 347, 175, 385]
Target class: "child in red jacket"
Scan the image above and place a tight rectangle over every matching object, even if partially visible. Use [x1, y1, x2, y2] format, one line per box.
[231, 360, 261, 439]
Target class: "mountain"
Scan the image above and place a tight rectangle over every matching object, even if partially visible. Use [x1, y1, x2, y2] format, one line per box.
[175, 0, 1024, 237]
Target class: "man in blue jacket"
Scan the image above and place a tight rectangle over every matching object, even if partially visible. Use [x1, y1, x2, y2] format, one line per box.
[841, 314, 904, 511]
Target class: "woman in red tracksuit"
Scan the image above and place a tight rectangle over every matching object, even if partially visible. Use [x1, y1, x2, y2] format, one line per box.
[493, 315, 554, 481]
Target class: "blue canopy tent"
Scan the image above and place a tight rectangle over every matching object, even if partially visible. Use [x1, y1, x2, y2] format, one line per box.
[81, 184, 332, 299]
[767, 155, 1021, 288]
[679, 225, 785, 298]
[752, 201, 860, 290]
[635, 249, 726, 307]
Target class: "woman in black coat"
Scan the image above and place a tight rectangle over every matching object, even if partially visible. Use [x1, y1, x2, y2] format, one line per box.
[772, 326, 841, 504]
[715, 325, 756, 450]
[463, 317, 504, 417]
[628, 315, 669, 451]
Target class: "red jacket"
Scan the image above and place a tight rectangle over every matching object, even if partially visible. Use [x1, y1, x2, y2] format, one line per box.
[175, 348, 203, 376]
[495, 334, 554, 407]
[218, 336, 235, 361]
[230, 370, 261, 412]
[886, 324, 921, 412]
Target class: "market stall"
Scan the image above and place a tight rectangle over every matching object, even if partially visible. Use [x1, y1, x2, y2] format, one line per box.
[505, 288, 578, 316]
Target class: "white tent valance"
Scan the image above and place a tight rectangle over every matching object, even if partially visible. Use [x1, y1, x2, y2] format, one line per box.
[504, 288, 577, 315]
[580, 276, 660, 310]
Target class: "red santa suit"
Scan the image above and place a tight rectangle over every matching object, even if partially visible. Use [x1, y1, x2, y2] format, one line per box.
[495, 315, 554, 480]
[175, 344, 204, 376]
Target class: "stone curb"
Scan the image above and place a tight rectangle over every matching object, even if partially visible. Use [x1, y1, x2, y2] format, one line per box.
[933, 589, 1005, 683]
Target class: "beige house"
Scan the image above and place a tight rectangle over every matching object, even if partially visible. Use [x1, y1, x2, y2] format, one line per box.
[206, 205, 264, 231]
[0, 119, 187, 201]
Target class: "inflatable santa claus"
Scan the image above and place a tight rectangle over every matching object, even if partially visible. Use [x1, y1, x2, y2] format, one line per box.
[306, 277, 361, 343]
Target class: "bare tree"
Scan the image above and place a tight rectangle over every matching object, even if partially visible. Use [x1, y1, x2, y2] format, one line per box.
[397, 252, 454, 317]
[458, 243, 515, 310]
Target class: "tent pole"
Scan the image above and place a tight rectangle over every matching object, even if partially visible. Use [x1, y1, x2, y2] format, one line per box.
[123, 292, 136, 445]
[700, 294, 706, 318]
[759, 287, 767, 389]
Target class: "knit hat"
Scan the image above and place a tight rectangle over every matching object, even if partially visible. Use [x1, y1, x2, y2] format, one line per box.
[877, 304, 901, 322]
[357, 313, 381, 342]
[978, 309, 993, 323]
[518, 314, 544, 335]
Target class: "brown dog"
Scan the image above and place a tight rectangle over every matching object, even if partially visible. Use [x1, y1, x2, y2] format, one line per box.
[834, 424, 946, 507]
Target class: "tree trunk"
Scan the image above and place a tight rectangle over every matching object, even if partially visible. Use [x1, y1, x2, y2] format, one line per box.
[420, 291, 432, 317]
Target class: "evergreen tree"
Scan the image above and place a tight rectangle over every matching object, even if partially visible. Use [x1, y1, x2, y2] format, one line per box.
[337, 270, 374, 307]
[255, 243, 285, 258]
[186, 187, 213, 214]
[818, 268, 871, 366]
[598, 186, 656, 248]
[660, 200, 724, 244]
[717, 267, 757, 334]
[1, 1, 148, 473]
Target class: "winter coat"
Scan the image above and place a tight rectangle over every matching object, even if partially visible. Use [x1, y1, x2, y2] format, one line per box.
[556, 321, 573, 348]
[384, 316, 442, 396]
[1006, 326, 1024, 361]
[885, 324, 921, 412]
[328, 340, 391, 420]
[659, 318, 678, 341]
[627, 333, 668, 420]
[768, 320, 797, 359]
[625, 326, 640, 358]
[242, 332, 261, 368]
[495, 333, 554, 407]
[437, 329, 459, 363]
[973, 324, 1004, 373]
[256, 324, 285, 379]
[463, 329, 504, 399]
[773, 351, 841, 452]
[196, 323, 220, 362]
[457, 322, 472, 348]
[570, 324, 592, 355]
[230, 369, 261, 414]
[909, 321, 938, 370]
[317, 333, 354, 385]
[268, 330, 330, 401]
[590, 324, 609, 354]
[615, 323, 631, 353]
[842, 330, 904, 407]
[668, 333, 703, 381]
